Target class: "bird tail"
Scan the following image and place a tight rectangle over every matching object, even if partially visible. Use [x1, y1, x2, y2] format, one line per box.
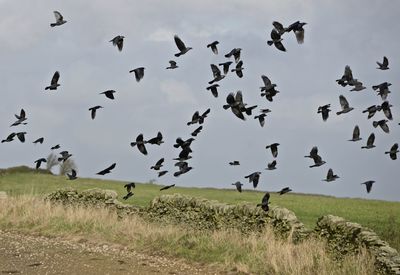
[50, 23, 56, 27]
[174, 53, 182, 57]
[267, 40, 273, 46]
[130, 142, 137, 147]
[372, 121, 378, 128]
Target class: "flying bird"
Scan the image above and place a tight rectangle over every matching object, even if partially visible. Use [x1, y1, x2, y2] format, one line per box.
[67, 169, 77, 180]
[361, 133, 376, 149]
[13, 109, 27, 125]
[266, 143, 280, 158]
[254, 113, 267, 127]
[336, 95, 354, 115]
[381, 101, 393, 120]
[58, 151, 72, 162]
[129, 67, 145, 82]
[89, 106, 103, 120]
[348, 125, 362, 142]
[51, 144, 60, 150]
[272, 21, 286, 35]
[110, 36, 124, 51]
[285, 21, 307, 44]
[229, 161, 240, 166]
[260, 75, 279, 102]
[173, 137, 195, 150]
[207, 41, 219, 54]
[362, 105, 381, 119]
[130, 134, 148, 155]
[151, 158, 164, 170]
[191, 126, 203, 137]
[206, 84, 219, 98]
[317, 104, 331, 122]
[96, 163, 116, 175]
[267, 29, 286, 52]
[187, 109, 210, 125]
[231, 60, 244, 78]
[323, 168, 339, 182]
[265, 160, 277, 170]
[160, 184, 175, 191]
[123, 192, 134, 200]
[257, 192, 270, 212]
[34, 158, 47, 169]
[232, 181, 243, 193]
[1, 133, 16, 143]
[305, 146, 326, 168]
[361, 181, 375, 193]
[174, 35, 192, 57]
[50, 11, 67, 27]
[225, 48, 242, 63]
[166, 60, 178, 69]
[350, 81, 366, 92]
[373, 120, 389, 134]
[376, 56, 389, 70]
[336, 65, 354, 87]
[158, 171, 168, 177]
[33, 137, 44, 144]
[45, 71, 60, 90]
[245, 172, 261, 188]
[385, 143, 399, 160]
[372, 82, 391, 100]
[209, 64, 225, 84]
[218, 61, 233, 75]
[124, 182, 136, 193]
[16, 132, 26, 143]
[100, 90, 116, 100]
[147, 132, 164, 145]
[278, 187, 292, 195]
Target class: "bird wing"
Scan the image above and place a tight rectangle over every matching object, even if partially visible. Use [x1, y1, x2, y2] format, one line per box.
[261, 192, 270, 205]
[156, 158, 164, 166]
[261, 75, 272, 87]
[310, 146, 318, 157]
[51, 71, 60, 86]
[270, 29, 281, 40]
[294, 29, 305, 44]
[339, 95, 349, 109]
[117, 39, 123, 51]
[233, 50, 241, 63]
[210, 64, 222, 78]
[174, 35, 186, 51]
[344, 65, 353, 81]
[236, 60, 243, 69]
[169, 60, 176, 66]
[383, 56, 388, 67]
[353, 125, 360, 139]
[275, 41, 286, 52]
[392, 143, 399, 151]
[327, 168, 333, 179]
[226, 93, 235, 105]
[272, 21, 285, 33]
[137, 143, 148, 155]
[235, 91, 243, 104]
[53, 11, 63, 21]
[367, 133, 375, 146]
[136, 134, 144, 142]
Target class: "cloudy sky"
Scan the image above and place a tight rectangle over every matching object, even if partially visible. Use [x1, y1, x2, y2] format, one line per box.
[1, 0, 399, 201]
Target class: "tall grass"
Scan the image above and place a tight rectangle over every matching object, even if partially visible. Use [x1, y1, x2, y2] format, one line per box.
[0, 195, 375, 274]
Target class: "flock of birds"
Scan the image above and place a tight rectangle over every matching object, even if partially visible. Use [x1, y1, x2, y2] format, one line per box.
[2, 11, 398, 210]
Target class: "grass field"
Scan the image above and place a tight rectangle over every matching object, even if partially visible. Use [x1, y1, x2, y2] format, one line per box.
[1, 166, 399, 251]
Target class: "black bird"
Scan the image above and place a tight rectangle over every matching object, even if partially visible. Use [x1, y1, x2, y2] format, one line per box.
[260, 75, 279, 102]
[336, 65, 354, 87]
[173, 165, 192, 177]
[51, 144, 60, 150]
[174, 148, 192, 161]
[130, 134, 148, 155]
[373, 119, 389, 134]
[218, 61, 233, 75]
[207, 41, 219, 54]
[381, 101, 393, 120]
[373, 82, 391, 100]
[350, 80, 366, 92]
[265, 160, 277, 170]
[232, 181, 243, 193]
[225, 48, 241, 63]
[100, 90, 116, 100]
[317, 104, 331, 122]
[206, 84, 219, 98]
[278, 187, 292, 195]
[33, 137, 44, 144]
[245, 172, 261, 188]
[348, 125, 362, 142]
[147, 132, 164, 145]
[174, 35, 192, 57]
[336, 95, 354, 115]
[34, 158, 47, 169]
[323, 168, 339, 182]
[110, 35, 124, 51]
[1, 133, 16, 143]
[272, 21, 286, 35]
[305, 146, 326, 168]
[361, 181, 375, 193]
[285, 21, 307, 44]
[151, 158, 164, 170]
[191, 126, 203, 137]
[58, 151, 72, 162]
[385, 143, 399, 160]
[89, 106, 103, 120]
[223, 91, 254, 120]
[257, 192, 270, 212]
[129, 67, 145, 82]
[187, 109, 210, 125]
[254, 113, 267, 127]
[267, 29, 286, 52]
[124, 182, 136, 193]
[16, 132, 26, 143]
[14, 109, 27, 122]
[209, 64, 225, 84]
[361, 133, 376, 149]
[67, 169, 77, 180]
[260, 108, 272, 114]
[362, 105, 381, 119]
[231, 60, 244, 78]
[96, 163, 116, 175]
[158, 170, 168, 177]
[45, 71, 60, 90]
[266, 143, 280, 158]
[166, 60, 178, 69]
[229, 161, 240, 166]
[173, 137, 195, 150]
[50, 11, 67, 27]
[160, 184, 175, 191]
[377, 56, 389, 70]
[123, 192, 134, 200]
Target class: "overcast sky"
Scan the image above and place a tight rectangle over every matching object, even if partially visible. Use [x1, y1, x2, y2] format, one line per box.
[1, 0, 399, 201]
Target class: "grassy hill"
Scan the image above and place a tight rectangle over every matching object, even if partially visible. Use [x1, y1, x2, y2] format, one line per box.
[1, 166, 399, 251]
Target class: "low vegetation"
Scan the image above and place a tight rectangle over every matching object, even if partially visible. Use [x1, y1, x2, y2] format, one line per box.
[0, 195, 375, 274]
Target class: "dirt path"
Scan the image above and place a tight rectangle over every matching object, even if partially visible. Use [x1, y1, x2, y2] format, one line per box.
[0, 230, 224, 275]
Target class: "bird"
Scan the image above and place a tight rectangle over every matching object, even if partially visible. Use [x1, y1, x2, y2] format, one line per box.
[260, 75, 279, 102]
[381, 101, 393, 120]
[231, 60, 244, 78]
[257, 192, 270, 212]
[223, 91, 255, 120]
[174, 148, 192, 161]
[100, 90, 116, 100]
[260, 109, 272, 114]
[225, 48, 242, 63]
[361, 133, 376, 149]
[278, 187, 292, 195]
[160, 184, 175, 191]
[208, 64, 225, 84]
[151, 158, 164, 170]
[232, 181, 243, 193]
[16, 132, 26, 143]
[272, 21, 286, 35]
[58, 151, 72, 162]
[361, 181, 375, 193]
[187, 109, 210, 125]
[191, 126, 203, 137]
[45, 71, 60, 90]
[362, 105, 381, 119]
[174, 35, 192, 57]
[129, 67, 145, 82]
[305, 146, 326, 168]
[207, 41, 219, 54]
[158, 171, 168, 177]
[373, 82, 391, 100]
[110, 36, 124, 51]
[166, 60, 178, 69]
[317, 104, 331, 122]
[206, 84, 219, 98]
[88, 106, 103, 120]
[123, 192, 134, 200]
[130, 134, 148, 155]
[1, 133, 16, 143]
[348, 125, 362, 142]
[350, 81, 366, 92]
[218, 61, 233, 75]
[245, 172, 261, 188]
[147, 132, 164, 145]
[373, 120, 389, 134]
[51, 144, 60, 150]
[173, 137, 195, 150]
[336, 65, 354, 87]
[14, 109, 27, 124]
[96, 163, 116, 175]
[124, 182, 136, 193]
[377, 56, 389, 70]
[285, 21, 307, 44]
[254, 113, 267, 127]
[385, 143, 399, 160]
[173, 165, 193, 177]
[67, 169, 77, 180]
[34, 158, 47, 169]
[229, 161, 240, 166]
[267, 29, 286, 52]
[323, 168, 339, 182]
[265, 160, 277, 170]
[266, 143, 280, 158]
[336, 95, 354, 115]
[50, 11, 67, 27]
[33, 137, 44, 144]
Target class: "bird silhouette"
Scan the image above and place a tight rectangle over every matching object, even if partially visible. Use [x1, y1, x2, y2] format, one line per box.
[361, 133, 376, 149]
[96, 163, 116, 175]
[267, 29, 286, 52]
[34, 158, 47, 169]
[381, 101, 393, 120]
[323, 168, 339, 182]
[100, 90, 116, 100]
[245, 172, 261, 188]
[348, 125, 362, 142]
[385, 143, 398, 160]
[110, 36, 124, 51]
[361, 181, 375, 193]
[373, 120, 389, 134]
[362, 105, 381, 119]
[160, 184, 175, 191]
[130, 134, 148, 155]
[33, 137, 44, 144]
[232, 181, 243, 193]
[123, 191, 133, 200]
[187, 109, 210, 125]
[373, 82, 391, 100]
[191, 126, 203, 137]
[89, 106, 103, 120]
[257, 192, 270, 211]
[266, 143, 280, 158]
[231, 60, 244, 78]
[218, 61, 233, 75]
[67, 169, 77, 180]
[174, 35, 192, 57]
[158, 170, 168, 177]
[51, 144, 60, 150]
[225, 48, 241, 63]
[166, 60, 178, 69]
[1, 133, 16, 143]
[336, 95, 354, 115]
[129, 67, 145, 82]
[147, 132, 164, 145]
[209, 64, 225, 84]
[318, 104, 331, 121]
[45, 71, 60, 90]
[376, 56, 389, 70]
[206, 84, 219, 98]
[265, 160, 277, 170]
[285, 21, 307, 44]
[229, 161, 240, 166]
[151, 158, 164, 170]
[124, 182, 136, 193]
[207, 41, 219, 54]
[50, 11, 67, 27]
[278, 187, 292, 195]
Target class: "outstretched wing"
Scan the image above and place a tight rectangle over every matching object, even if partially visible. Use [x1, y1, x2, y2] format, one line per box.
[51, 71, 60, 86]
[339, 95, 349, 109]
[174, 35, 186, 51]
[54, 11, 63, 21]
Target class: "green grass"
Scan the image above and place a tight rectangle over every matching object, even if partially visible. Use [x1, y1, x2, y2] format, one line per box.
[1, 166, 399, 251]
